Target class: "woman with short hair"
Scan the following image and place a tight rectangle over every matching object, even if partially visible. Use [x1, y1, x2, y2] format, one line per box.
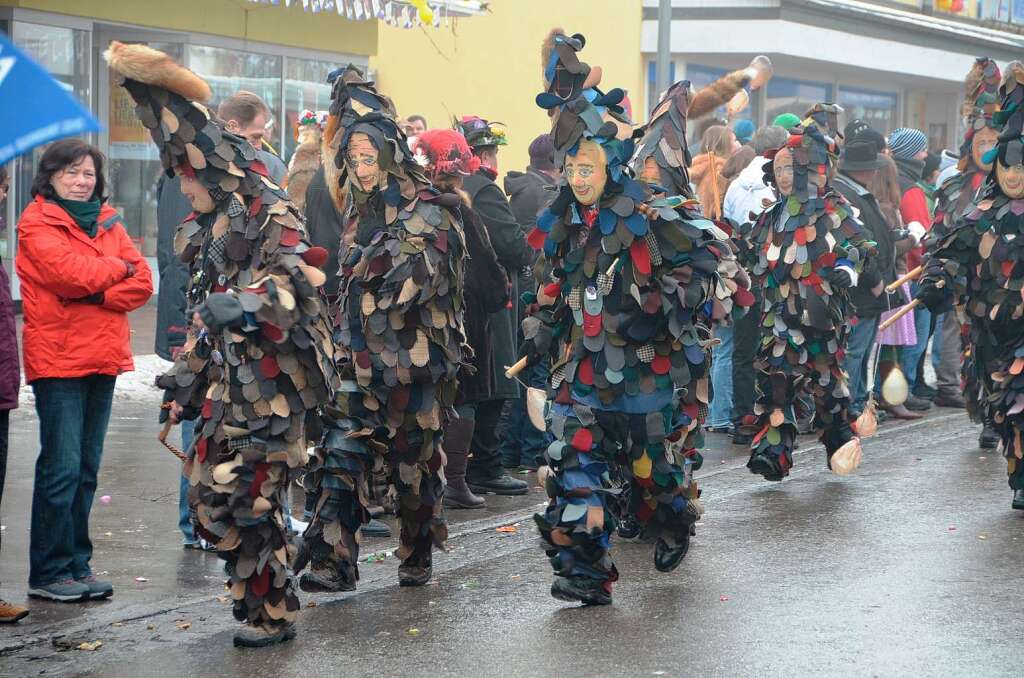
[16, 138, 152, 603]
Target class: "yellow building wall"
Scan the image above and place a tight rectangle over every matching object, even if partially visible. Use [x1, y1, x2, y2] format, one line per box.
[0, 0, 377, 55]
[370, 0, 644, 175]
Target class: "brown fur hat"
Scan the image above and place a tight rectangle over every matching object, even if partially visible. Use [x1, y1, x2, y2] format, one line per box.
[104, 41, 211, 103]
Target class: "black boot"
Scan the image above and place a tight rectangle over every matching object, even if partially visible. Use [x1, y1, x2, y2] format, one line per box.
[359, 518, 392, 538]
[467, 472, 529, 496]
[747, 452, 785, 481]
[398, 551, 433, 587]
[653, 532, 691, 573]
[1013, 489, 1024, 511]
[443, 416, 486, 509]
[299, 558, 357, 593]
[233, 623, 296, 648]
[550, 576, 612, 606]
[616, 516, 641, 540]
[980, 423, 999, 449]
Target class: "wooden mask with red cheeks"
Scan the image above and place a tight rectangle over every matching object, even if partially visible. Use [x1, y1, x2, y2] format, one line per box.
[997, 160, 1024, 198]
[346, 132, 382, 192]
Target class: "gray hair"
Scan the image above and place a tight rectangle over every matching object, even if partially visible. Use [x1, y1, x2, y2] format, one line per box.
[752, 125, 789, 155]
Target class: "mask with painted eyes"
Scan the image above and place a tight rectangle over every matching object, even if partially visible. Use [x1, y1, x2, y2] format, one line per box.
[639, 156, 661, 187]
[996, 160, 1024, 199]
[773, 147, 794, 196]
[346, 132, 382, 192]
[564, 140, 607, 206]
[972, 127, 998, 172]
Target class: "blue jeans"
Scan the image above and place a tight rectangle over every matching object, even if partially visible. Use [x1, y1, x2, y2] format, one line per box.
[29, 375, 115, 587]
[499, 361, 551, 468]
[842, 315, 880, 413]
[900, 283, 932, 390]
[707, 325, 735, 428]
[179, 419, 196, 543]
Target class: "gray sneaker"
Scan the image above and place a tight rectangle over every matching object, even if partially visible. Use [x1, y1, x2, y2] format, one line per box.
[28, 579, 90, 602]
[75, 576, 113, 600]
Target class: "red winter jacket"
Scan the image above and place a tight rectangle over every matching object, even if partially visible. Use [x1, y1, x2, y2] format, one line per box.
[16, 196, 153, 383]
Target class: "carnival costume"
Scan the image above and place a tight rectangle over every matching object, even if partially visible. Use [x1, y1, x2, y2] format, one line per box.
[917, 62, 1024, 511]
[105, 42, 338, 647]
[928, 59, 1002, 430]
[519, 30, 751, 605]
[743, 104, 875, 481]
[299, 66, 468, 591]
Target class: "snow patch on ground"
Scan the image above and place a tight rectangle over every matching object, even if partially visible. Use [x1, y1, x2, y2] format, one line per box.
[18, 354, 170, 406]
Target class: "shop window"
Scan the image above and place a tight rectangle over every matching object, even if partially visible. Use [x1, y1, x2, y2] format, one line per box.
[765, 76, 832, 129]
[838, 86, 897, 137]
[107, 42, 183, 258]
[187, 45, 283, 153]
[11, 23, 91, 261]
[283, 56, 343, 163]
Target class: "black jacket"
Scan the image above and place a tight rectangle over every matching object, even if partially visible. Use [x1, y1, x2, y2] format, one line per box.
[504, 167, 556, 238]
[834, 173, 897, 318]
[303, 167, 344, 298]
[464, 169, 531, 401]
[154, 175, 192, 360]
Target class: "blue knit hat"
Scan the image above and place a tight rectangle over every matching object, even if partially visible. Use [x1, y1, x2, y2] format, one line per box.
[733, 119, 755, 144]
[888, 127, 928, 160]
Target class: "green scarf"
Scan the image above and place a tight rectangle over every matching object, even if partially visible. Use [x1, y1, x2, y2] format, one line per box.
[56, 197, 102, 237]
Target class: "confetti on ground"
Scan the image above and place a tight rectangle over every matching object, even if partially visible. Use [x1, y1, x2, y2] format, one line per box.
[496, 525, 518, 533]
[720, 595, 730, 602]
[979, 534, 988, 540]
[407, 628, 420, 636]
[100, 495, 111, 505]
[146, 624, 155, 630]
[77, 641, 103, 651]
[510, 575, 521, 580]
[110, 622, 124, 628]
[134, 577, 149, 582]
[948, 525, 957, 531]
[176, 621, 191, 631]
[307, 601, 317, 608]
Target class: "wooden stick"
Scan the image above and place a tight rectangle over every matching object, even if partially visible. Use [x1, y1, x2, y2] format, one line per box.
[885, 265, 923, 293]
[505, 356, 529, 379]
[877, 299, 921, 332]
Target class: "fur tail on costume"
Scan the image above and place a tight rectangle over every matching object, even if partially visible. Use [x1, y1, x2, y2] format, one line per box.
[689, 69, 750, 120]
[104, 41, 211, 103]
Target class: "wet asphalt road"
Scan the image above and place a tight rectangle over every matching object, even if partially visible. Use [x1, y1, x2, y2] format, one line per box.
[1, 403, 1022, 677]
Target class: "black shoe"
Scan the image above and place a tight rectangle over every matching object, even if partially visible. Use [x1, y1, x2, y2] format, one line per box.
[617, 516, 641, 541]
[934, 393, 967, 409]
[233, 623, 296, 648]
[904, 394, 933, 412]
[747, 452, 785, 481]
[1013, 489, 1024, 511]
[732, 430, 754, 446]
[360, 518, 392, 538]
[467, 473, 529, 496]
[299, 561, 357, 593]
[550, 576, 612, 606]
[653, 533, 691, 573]
[980, 424, 999, 449]
[398, 554, 432, 587]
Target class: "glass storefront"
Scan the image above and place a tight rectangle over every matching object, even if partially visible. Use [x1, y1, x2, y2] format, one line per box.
[9, 22, 91, 262]
[838, 86, 898, 136]
[765, 76, 833, 128]
[283, 56, 342, 161]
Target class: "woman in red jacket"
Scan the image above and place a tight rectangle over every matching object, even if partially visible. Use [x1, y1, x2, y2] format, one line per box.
[15, 139, 153, 603]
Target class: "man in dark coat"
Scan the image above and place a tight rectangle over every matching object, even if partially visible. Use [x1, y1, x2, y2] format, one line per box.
[455, 115, 532, 495]
[833, 127, 893, 416]
[499, 133, 559, 469]
[302, 167, 344, 299]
